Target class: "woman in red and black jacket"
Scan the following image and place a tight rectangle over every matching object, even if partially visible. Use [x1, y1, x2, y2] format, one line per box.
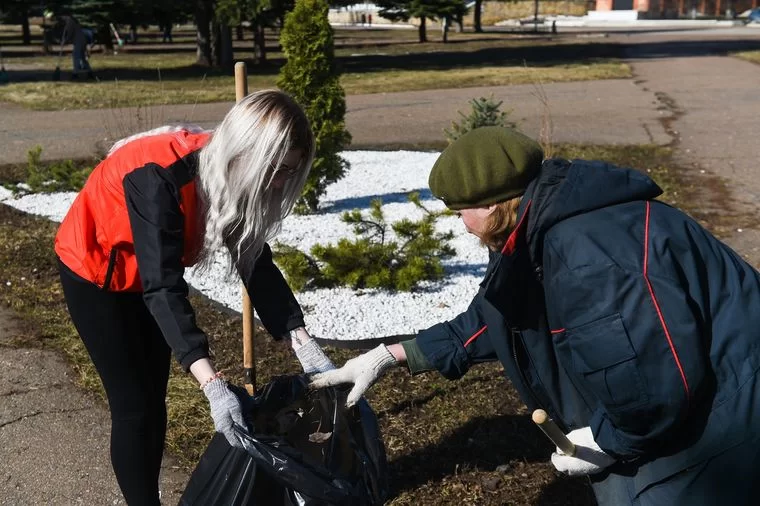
[55, 90, 334, 505]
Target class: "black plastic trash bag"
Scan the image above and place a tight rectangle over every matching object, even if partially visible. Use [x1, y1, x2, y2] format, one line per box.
[180, 374, 388, 506]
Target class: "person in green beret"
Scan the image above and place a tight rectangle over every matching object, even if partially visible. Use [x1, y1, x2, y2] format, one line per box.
[310, 126, 760, 505]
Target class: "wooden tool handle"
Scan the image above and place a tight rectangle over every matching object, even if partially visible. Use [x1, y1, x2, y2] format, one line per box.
[242, 288, 256, 395]
[234, 62, 248, 102]
[532, 409, 576, 456]
[235, 61, 255, 395]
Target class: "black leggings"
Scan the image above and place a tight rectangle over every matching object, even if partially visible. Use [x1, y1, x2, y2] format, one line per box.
[59, 261, 170, 506]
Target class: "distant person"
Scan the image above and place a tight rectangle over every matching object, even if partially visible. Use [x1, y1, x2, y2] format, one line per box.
[82, 27, 95, 48]
[312, 127, 760, 505]
[161, 23, 173, 43]
[154, 10, 173, 43]
[368, 13, 372, 26]
[42, 11, 56, 54]
[127, 25, 138, 44]
[60, 15, 94, 79]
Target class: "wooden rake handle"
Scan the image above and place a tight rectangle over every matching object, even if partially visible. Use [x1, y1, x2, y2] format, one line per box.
[532, 409, 576, 456]
[235, 61, 256, 396]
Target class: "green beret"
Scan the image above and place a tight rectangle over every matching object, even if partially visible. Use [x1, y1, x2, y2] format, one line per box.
[429, 127, 544, 210]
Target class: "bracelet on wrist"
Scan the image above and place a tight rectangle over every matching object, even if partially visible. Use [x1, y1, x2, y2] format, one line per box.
[199, 371, 224, 390]
[289, 328, 306, 346]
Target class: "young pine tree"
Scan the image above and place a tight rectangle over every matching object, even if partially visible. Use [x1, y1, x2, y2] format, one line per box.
[273, 194, 456, 292]
[444, 95, 517, 144]
[277, 0, 351, 213]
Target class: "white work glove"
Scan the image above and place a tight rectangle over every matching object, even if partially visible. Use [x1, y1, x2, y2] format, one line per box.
[551, 426, 616, 476]
[294, 338, 336, 374]
[309, 344, 398, 407]
[203, 378, 246, 448]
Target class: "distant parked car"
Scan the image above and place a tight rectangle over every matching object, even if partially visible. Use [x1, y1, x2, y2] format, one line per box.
[745, 8, 760, 24]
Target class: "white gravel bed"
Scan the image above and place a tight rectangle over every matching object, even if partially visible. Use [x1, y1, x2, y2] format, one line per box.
[0, 151, 489, 340]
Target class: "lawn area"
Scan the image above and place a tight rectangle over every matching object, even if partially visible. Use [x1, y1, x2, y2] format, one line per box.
[733, 49, 760, 64]
[0, 142, 727, 505]
[0, 60, 628, 110]
[0, 26, 630, 110]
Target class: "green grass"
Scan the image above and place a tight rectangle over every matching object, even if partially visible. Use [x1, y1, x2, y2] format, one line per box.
[0, 28, 630, 110]
[0, 142, 724, 504]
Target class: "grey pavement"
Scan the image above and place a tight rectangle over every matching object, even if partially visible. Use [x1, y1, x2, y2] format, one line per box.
[1, 26, 760, 505]
[0, 78, 669, 164]
[0, 305, 188, 505]
[621, 30, 760, 267]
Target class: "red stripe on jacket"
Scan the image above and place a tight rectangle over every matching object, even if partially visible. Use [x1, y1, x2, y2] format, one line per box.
[464, 325, 488, 348]
[643, 201, 691, 402]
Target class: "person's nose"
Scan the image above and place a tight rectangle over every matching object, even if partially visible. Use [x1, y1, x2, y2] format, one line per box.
[270, 174, 288, 189]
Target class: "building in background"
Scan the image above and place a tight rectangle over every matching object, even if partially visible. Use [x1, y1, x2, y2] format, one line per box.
[592, 0, 757, 18]
[328, 1, 759, 27]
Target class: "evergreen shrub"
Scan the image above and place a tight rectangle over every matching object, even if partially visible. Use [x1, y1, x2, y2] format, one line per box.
[273, 193, 456, 291]
[444, 95, 517, 143]
[4, 146, 93, 195]
[277, 0, 351, 213]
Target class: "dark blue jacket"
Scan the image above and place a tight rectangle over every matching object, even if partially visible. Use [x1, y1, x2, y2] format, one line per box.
[416, 158, 760, 496]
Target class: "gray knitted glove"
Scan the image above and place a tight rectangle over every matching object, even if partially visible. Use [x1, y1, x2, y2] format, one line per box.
[295, 338, 336, 374]
[309, 344, 398, 407]
[203, 378, 246, 448]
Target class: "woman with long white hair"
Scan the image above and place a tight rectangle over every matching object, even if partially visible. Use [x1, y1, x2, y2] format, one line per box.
[54, 90, 334, 505]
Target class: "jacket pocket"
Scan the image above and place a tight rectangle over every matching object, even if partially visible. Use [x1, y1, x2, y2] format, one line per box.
[101, 249, 118, 291]
[567, 313, 647, 410]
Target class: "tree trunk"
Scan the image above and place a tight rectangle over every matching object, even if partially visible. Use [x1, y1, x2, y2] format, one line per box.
[418, 16, 427, 43]
[218, 24, 234, 70]
[254, 24, 267, 64]
[21, 10, 31, 45]
[441, 17, 449, 43]
[213, 23, 221, 66]
[474, 0, 483, 33]
[195, 0, 213, 66]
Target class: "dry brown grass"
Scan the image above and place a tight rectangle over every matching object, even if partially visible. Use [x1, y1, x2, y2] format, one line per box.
[480, 0, 589, 25]
[733, 49, 760, 64]
[0, 61, 629, 110]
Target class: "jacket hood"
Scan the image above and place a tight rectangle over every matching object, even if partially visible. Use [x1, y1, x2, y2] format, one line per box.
[522, 158, 663, 260]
